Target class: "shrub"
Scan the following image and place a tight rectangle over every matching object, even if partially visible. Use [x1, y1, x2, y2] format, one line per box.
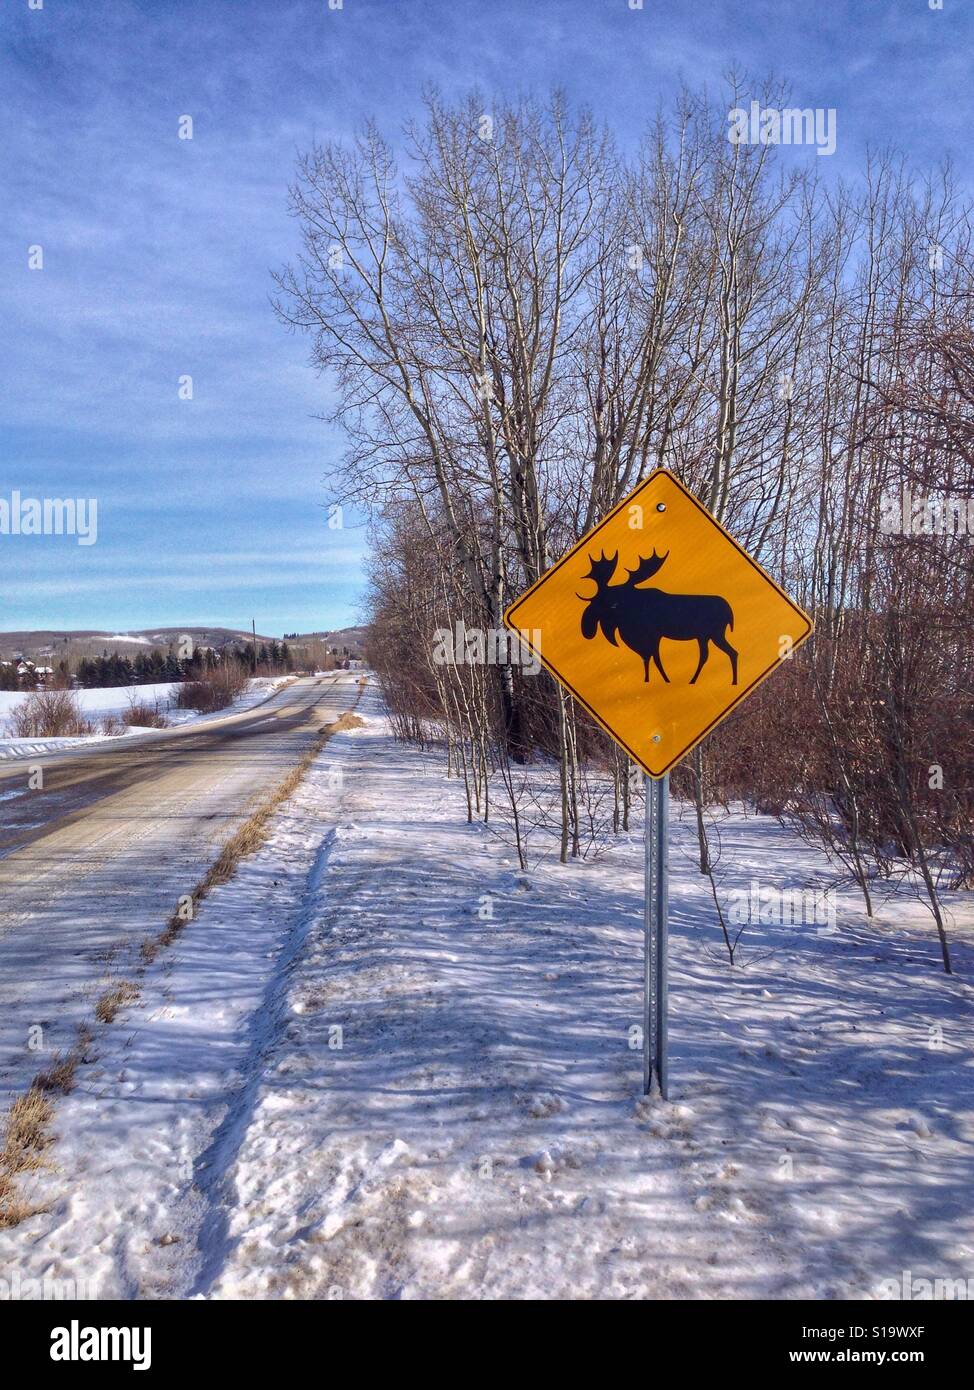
[123, 696, 170, 729]
[173, 660, 249, 713]
[8, 690, 94, 738]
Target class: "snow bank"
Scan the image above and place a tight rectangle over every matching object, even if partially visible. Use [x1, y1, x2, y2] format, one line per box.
[0, 677, 293, 758]
[0, 680, 177, 724]
[1, 684, 971, 1299]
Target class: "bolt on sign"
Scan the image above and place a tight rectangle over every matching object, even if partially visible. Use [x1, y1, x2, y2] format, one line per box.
[504, 469, 813, 778]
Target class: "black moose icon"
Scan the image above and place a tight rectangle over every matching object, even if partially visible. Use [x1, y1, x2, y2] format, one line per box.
[578, 550, 739, 685]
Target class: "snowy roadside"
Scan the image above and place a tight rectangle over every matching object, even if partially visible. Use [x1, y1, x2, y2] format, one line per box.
[2, 685, 972, 1299]
[0, 676, 295, 761]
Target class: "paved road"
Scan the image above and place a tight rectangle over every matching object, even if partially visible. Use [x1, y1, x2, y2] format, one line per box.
[0, 672, 362, 1108]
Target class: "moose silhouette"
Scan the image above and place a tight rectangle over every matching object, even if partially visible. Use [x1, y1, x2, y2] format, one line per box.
[578, 550, 738, 685]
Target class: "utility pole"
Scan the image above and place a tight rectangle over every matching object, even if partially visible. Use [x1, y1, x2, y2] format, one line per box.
[251, 618, 258, 674]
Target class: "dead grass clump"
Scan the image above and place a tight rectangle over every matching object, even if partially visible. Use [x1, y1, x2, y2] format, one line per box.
[0, 1086, 55, 1228]
[0, 1180, 42, 1228]
[0, 1023, 108, 1227]
[33, 1053, 79, 1095]
[94, 981, 139, 1024]
[2, 1088, 54, 1170]
[332, 711, 366, 731]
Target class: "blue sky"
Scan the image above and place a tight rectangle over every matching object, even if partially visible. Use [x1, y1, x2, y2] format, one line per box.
[1, 0, 971, 635]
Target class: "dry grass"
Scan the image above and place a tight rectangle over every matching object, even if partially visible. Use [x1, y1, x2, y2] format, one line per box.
[3, 1088, 54, 1165]
[0, 1185, 41, 1228]
[0, 696, 364, 1227]
[0, 1019, 103, 1224]
[94, 981, 139, 1024]
[0, 1087, 54, 1227]
[33, 1053, 79, 1095]
[0, 1027, 124, 1229]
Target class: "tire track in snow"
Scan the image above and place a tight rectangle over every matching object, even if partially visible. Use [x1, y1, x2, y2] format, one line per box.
[186, 829, 339, 1295]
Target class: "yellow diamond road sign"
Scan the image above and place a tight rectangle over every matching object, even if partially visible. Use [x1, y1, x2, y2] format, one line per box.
[504, 469, 813, 779]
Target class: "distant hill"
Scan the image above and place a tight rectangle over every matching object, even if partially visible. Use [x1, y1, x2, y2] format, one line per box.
[287, 626, 367, 654]
[0, 627, 282, 662]
[0, 625, 366, 662]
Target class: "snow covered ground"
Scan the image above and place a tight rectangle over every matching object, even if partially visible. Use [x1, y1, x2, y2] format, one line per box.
[2, 684, 972, 1299]
[0, 677, 294, 759]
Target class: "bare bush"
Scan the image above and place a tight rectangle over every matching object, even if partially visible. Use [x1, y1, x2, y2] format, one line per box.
[8, 690, 93, 739]
[123, 696, 170, 729]
[173, 660, 249, 713]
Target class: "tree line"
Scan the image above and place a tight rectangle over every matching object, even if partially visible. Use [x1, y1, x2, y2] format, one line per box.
[0, 641, 297, 692]
[76, 642, 295, 686]
[275, 79, 973, 971]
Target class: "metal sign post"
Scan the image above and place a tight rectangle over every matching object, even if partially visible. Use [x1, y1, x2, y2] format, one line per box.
[503, 467, 814, 1103]
[643, 773, 669, 1098]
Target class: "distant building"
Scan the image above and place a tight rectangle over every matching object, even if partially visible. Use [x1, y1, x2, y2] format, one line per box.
[12, 657, 54, 685]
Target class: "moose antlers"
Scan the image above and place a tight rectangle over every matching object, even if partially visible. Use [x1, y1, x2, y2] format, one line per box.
[577, 550, 669, 598]
[579, 551, 619, 591]
[625, 550, 669, 586]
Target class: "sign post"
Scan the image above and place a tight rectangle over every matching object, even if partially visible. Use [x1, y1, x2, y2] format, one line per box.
[503, 468, 813, 1096]
[644, 773, 669, 1098]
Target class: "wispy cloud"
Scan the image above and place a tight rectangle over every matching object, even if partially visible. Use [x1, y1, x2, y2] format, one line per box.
[2, 0, 971, 631]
